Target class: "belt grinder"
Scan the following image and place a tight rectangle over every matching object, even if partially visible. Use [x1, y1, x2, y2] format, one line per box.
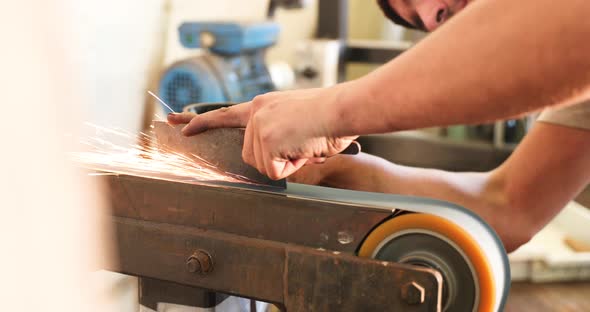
[100, 121, 510, 312]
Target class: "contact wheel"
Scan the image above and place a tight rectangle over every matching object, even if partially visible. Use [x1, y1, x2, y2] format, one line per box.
[358, 213, 495, 312]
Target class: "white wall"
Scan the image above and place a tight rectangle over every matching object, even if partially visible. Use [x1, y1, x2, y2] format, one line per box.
[70, 0, 168, 136]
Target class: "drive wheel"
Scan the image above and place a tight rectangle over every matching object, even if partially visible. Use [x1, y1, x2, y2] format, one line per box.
[358, 213, 495, 312]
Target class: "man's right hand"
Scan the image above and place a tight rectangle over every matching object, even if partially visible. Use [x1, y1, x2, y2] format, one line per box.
[167, 86, 358, 180]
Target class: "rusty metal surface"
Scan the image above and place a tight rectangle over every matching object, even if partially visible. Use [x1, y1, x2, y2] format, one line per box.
[104, 174, 390, 253]
[284, 250, 442, 312]
[153, 121, 286, 188]
[109, 217, 442, 312]
[103, 173, 446, 310]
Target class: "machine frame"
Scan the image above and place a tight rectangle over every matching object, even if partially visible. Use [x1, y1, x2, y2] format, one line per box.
[102, 174, 444, 311]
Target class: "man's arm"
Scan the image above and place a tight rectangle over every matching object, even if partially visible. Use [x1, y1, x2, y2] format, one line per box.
[330, 0, 590, 136]
[291, 123, 590, 252]
[176, 0, 590, 180]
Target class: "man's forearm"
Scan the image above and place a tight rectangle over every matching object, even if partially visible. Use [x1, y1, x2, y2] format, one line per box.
[317, 153, 521, 251]
[330, 0, 590, 136]
[315, 123, 590, 252]
[322, 154, 502, 219]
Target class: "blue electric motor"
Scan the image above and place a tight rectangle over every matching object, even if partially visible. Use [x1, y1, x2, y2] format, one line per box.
[158, 22, 280, 113]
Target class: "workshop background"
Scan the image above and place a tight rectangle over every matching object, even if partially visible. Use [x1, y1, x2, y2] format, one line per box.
[64, 0, 590, 311]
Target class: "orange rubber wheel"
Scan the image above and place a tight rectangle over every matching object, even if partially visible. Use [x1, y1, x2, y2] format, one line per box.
[358, 213, 495, 312]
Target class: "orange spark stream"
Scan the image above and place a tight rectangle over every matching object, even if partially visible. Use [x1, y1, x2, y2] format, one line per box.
[70, 123, 255, 185]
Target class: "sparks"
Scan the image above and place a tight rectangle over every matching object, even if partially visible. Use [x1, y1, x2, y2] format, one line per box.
[148, 91, 176, 114]
[71, 123, 255, 185]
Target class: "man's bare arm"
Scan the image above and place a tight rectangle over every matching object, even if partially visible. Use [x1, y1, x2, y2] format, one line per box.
[330, 0, 590, 136]
[291, 124, 590, 252]
[178, 0, 590, 180]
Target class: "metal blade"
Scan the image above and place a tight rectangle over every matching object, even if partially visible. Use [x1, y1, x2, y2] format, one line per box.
[152, 121, 286, 188]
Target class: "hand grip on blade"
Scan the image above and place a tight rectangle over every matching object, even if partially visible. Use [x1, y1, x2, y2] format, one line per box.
[153, 121, 287, 188]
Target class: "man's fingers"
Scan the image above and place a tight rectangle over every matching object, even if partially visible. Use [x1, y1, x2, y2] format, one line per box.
[167, 112, 196, 125]
[261, 144, 281, 180]
[252, 126, 266, 176]
[242, 121, 256, 169]
[307, 157, 327, 164]
[181, 102, 252, 136]
[275, 158, 307, 180]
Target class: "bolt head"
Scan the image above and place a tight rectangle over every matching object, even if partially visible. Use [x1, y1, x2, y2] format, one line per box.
[186, 258, 201, 273]
[401, 282, 425, 305]
[186, 250, 213, 274]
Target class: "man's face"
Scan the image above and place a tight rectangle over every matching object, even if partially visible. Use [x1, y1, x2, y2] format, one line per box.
[386, 0, 471, 32]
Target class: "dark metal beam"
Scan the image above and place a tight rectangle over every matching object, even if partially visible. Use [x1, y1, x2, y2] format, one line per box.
[316, 0, 348, 39]
[343, 45, 405, 64]
[108, 217, 442, 311]
[104, 174, 389, 253]
[139, 278, 229, 310]
[102, 175, 444, 310]
[338, 44, 408, 81]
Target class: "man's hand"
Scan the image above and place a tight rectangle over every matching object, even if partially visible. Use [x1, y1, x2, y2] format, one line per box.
[167, 87, 357, 180]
